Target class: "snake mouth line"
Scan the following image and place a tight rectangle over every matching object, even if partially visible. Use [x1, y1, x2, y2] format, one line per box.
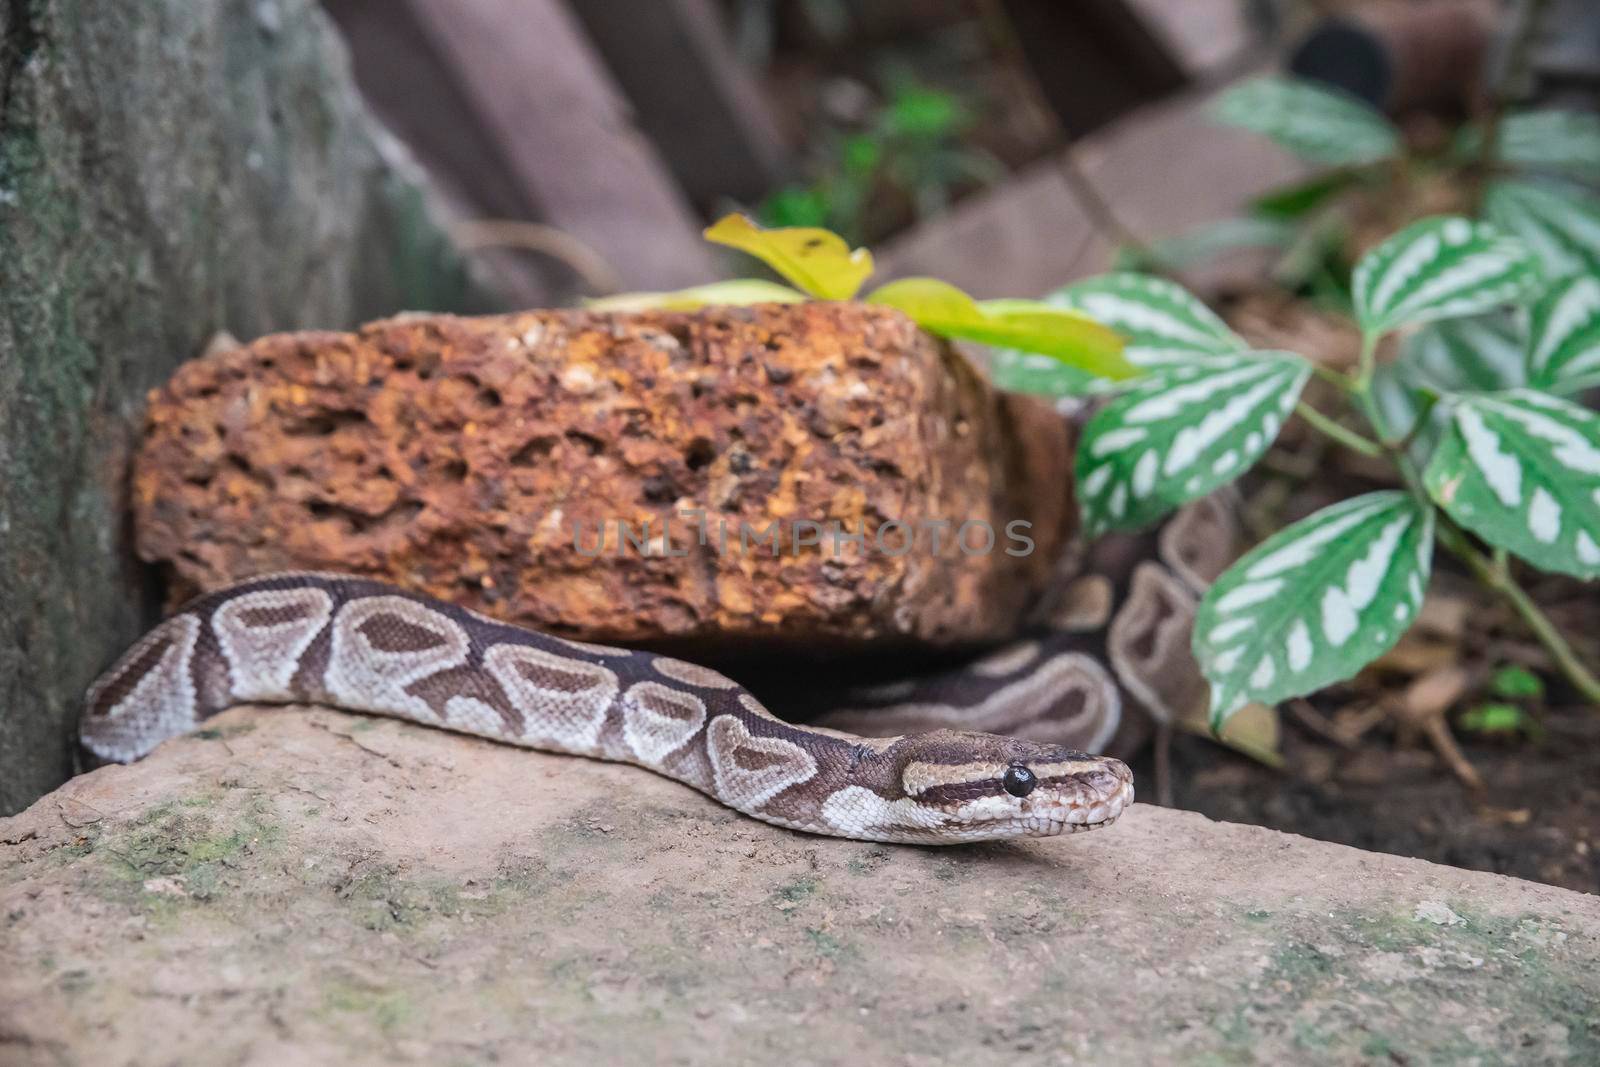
[1039, 776, 1135, 833]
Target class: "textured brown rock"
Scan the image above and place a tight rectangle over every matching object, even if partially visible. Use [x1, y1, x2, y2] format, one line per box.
[135, 303, 1073, 651]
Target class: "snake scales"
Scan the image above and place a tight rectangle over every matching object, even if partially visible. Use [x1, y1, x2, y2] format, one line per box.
[81, 494, 1236, 845]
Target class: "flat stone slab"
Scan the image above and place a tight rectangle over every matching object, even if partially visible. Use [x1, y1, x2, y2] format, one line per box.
[3, 706, 1595, 1066]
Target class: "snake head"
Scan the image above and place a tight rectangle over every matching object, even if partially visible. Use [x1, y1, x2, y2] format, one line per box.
[887, 730, 1134, 842]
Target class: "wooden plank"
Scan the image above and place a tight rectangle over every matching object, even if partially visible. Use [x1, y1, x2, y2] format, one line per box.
[324, 0, 558, 305]
[1069, 89, 1305, 263]
[876, 163, 1104, 300]
[1000, 0, 1188, 138]
[568, 0, 791, 209]
[877, 87, 1308, 299]
[1124, 0, 1257, 80]
[324, 0, 537, 225]
[377, 0, 716, 291]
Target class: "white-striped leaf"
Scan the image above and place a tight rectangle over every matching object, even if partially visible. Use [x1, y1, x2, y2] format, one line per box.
[1494, 110, 1600, 178]
[1046, 273, 1246, 369]
[1377, 315, 1527, 463]
[1076, 352, 1310, 535]
[1423, 390, 1600, 579]
[1524, 275, 1600, 395]
[988, 349, 1098, 397]
[1369, 362, 1430, 445]
[1210, 76, 1400, 166]
[1400, 313, 1526, 393]
[989, 271, 1237, 395]
[1196, 492, 1435, 725]
[1351, 216, 1544, 338]
[1484, 180, 1600, 280]
[1117, 216, 1297, 273]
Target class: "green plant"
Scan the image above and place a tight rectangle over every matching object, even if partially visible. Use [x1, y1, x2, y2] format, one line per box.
[1457, 702, 1542, 740]
[758, 80, 1004, 246]
[1049, 215, 1600, 730]
[1124, 75, 1600, 294]
[596, 212, 1599, 736]
[590, 214, 1135, 381]
[1459, 666, 1548, 741]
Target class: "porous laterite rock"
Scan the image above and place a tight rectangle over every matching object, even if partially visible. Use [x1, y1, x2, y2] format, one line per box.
[134, 303, 1074, 652]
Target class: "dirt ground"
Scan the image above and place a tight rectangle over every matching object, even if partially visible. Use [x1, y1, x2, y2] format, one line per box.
[1149, 706, 1600, 896]
[1192, 294, 1600, 900]
[3, 705, 1597, 1066]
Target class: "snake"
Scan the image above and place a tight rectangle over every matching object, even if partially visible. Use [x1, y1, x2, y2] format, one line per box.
[79, 493, 1236, 845]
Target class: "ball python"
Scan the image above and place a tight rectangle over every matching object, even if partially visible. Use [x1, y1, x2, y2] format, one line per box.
[80, 496, 1236, 845]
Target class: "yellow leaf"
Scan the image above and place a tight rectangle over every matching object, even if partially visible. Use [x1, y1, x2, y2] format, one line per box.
[703, 215, 874, 301]
[1180, 701, 1282, 768]
[585, 279, 808, 312]
[865, 278, 1136, 381]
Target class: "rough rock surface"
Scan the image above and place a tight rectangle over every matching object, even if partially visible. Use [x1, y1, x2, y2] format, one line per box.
[133, 303, 1073, 650]
[3, 706, 1596, 1066]
[0, 0, 491, 814]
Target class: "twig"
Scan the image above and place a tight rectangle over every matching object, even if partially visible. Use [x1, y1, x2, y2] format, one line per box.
[1054, 150, 1150, 259]
[1288, 698, 1358, 750]
[1420, 708, 1486, 791]
[1153, 721, 1174, 808]
[1336, 702, 1391, 744]
[451, 219, 623, 296]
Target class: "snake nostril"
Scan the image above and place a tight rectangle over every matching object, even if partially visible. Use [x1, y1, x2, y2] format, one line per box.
[1090, 768, 1123, 796]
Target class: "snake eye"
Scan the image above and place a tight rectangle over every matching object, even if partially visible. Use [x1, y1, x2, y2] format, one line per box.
[1002, 764, 1036, 798]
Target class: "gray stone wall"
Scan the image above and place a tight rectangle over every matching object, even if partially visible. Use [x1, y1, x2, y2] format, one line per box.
[0, 0, 494, 813]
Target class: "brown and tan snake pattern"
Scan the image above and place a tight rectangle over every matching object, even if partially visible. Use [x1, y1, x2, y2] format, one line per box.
[82, 496, 1236, 844]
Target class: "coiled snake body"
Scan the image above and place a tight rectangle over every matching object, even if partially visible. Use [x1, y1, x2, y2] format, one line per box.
[81, 495, 1238, 844]
[82, 572, 1132, 843]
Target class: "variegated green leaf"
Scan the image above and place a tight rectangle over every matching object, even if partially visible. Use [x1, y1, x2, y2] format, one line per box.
[1115, 216, 1297, 273]
[1494, 110, 1600, 177]
[1484, 180, 1600, 280]
[1351, 217, 1544, 338]
[1076, 352, 1310, 535]
[1376, 314, 1526, 461]
[1401, 313, 1526, 393]
[1251, 170, 1364, 220]
[1424, 390, 1600, 579]
[1196, 492, 1435, 725]
[1046, 273, 1247, 368]
[987, 349, 1098, 397]
[1210, 75, 1401, 166]
[1369, 362, 1429, 445]
[988, 272, 1235, 396]
[1524, 275, 1600, 394]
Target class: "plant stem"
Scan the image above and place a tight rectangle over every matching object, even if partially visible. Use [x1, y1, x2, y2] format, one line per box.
[1295, 402, 1383, 457]
[1355, 331, 1379, 390]
[1334, 345, 1600, 706]
[1437, 521, 1600, 704]
[1310, 362, 1358, 392]
[1394, 392, 1439, 453]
